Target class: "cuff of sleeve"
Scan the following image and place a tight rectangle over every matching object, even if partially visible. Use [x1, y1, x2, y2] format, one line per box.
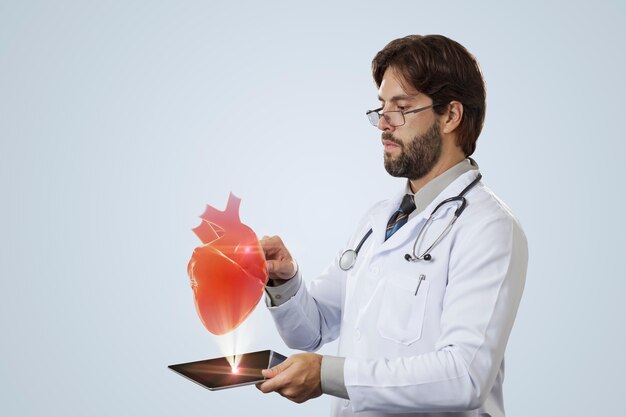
[264, 269, 302, 307]
[321, 355, 349, 399]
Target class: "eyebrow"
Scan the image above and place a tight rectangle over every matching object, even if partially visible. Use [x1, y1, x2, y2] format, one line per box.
[377, 94, 417, 102]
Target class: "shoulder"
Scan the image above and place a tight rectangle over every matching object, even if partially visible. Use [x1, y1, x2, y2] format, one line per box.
[448, 181, 528, 284]
[459, 182, 527, 244]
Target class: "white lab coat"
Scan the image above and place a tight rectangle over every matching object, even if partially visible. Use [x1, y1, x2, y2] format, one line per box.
[267, 170, 528, 417]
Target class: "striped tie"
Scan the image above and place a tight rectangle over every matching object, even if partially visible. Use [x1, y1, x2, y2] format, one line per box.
[385, 194, 417, 241]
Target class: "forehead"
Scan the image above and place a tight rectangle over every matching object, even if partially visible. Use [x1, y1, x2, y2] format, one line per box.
[377, 67, 420, 101]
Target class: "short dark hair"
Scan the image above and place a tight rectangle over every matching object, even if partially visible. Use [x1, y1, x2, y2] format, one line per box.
[372, 35, 486, 157]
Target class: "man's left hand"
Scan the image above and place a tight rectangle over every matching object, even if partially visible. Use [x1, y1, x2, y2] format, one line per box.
[256, 353, 323, 403]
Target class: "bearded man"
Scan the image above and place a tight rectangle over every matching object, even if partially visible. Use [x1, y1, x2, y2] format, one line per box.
[258, 34, 528, 417]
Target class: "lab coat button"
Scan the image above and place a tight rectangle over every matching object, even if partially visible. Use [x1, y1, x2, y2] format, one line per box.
[355, 329, 361, 340]
[370, 267, 379, 274]
[343, 400, 350, 408]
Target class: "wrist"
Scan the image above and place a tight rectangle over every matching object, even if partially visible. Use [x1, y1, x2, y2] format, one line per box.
[267, 259, 298, 286]
[264, 269, 302, 307]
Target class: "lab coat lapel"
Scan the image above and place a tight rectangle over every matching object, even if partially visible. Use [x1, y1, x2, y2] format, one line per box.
[368, 190, 404, 251]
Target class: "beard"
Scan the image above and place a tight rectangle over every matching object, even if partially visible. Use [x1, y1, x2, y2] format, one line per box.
[383, 121, 442, 180]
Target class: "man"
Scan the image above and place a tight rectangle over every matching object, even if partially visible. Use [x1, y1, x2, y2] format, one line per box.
[257, 34, 528, 417]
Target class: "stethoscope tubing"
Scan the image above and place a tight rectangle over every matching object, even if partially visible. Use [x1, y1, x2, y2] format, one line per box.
[339, 229, 372, 271]
[338, 173, 482, 270]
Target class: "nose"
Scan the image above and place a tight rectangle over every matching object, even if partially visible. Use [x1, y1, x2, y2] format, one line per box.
[377, 113, 395, 133]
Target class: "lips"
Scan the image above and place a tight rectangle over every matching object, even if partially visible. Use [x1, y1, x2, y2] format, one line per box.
[383, 139, 401, 151]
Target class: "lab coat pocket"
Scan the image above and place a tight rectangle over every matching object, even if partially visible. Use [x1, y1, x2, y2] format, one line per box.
[376, 275, 430, 346]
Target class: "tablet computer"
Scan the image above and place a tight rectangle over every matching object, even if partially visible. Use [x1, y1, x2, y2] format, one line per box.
[168, 349, 287, 391]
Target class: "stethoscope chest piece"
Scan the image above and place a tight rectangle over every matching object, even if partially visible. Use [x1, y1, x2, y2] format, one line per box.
[339, 228, 373, 271]
[339, 249, 358, 271]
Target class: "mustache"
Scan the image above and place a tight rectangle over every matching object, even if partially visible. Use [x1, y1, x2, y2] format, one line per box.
[381, 132, 403, 147]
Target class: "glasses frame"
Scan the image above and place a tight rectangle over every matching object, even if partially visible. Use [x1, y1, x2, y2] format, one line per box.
[366, 103, 441, 127]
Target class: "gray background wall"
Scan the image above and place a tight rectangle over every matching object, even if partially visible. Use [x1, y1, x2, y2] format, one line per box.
[1, 1, 625, 416]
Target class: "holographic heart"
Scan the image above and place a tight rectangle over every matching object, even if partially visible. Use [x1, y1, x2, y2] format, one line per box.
[187, 193, 268, 335]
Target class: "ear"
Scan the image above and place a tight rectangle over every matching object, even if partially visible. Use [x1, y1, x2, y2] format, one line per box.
[441, 101, 463, 134]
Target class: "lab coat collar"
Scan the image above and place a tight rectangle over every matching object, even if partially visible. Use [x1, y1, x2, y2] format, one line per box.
[406, 158, 479, 216]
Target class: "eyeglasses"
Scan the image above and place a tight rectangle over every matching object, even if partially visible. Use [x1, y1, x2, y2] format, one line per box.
[366, 103, 438, 127]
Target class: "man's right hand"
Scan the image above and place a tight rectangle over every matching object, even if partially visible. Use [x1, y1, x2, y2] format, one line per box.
[259, 235, 297, 286]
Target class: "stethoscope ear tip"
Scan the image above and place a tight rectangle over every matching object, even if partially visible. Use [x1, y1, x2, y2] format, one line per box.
[404, 254, 412, 261]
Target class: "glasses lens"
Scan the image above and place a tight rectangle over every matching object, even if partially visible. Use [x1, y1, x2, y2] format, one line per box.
[384, 111, 404, 127]
[367, 111, 380, 126]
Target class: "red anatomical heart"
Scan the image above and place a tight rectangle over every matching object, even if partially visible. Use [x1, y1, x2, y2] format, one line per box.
[187, 193, 268, 335]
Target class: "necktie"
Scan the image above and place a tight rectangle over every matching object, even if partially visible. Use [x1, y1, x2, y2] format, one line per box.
[385, 194, 417, 241]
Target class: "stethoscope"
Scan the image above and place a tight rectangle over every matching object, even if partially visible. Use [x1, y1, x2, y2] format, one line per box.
[338, 173, 482, 271]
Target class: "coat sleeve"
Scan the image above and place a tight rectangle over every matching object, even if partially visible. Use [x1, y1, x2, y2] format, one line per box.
[344, 214, 528, 413]
[265, 250, 347, 351]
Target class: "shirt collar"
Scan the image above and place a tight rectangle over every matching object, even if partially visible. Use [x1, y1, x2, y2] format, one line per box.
[405, 158, 479, 219]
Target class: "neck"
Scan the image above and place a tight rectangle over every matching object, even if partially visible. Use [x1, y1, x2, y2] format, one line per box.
[409, 153, 465, 193]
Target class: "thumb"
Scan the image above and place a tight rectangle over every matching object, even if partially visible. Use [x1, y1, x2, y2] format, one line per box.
[262, 359, 291, 379]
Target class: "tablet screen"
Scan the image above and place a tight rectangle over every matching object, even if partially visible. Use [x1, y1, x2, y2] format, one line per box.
[169, 350, 286, 390]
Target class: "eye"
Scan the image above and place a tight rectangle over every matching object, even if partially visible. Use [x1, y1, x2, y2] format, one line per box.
[397, 106, 407, 111]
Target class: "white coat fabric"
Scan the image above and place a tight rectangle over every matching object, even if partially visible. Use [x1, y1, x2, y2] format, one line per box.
[267, 170, 528, 417]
